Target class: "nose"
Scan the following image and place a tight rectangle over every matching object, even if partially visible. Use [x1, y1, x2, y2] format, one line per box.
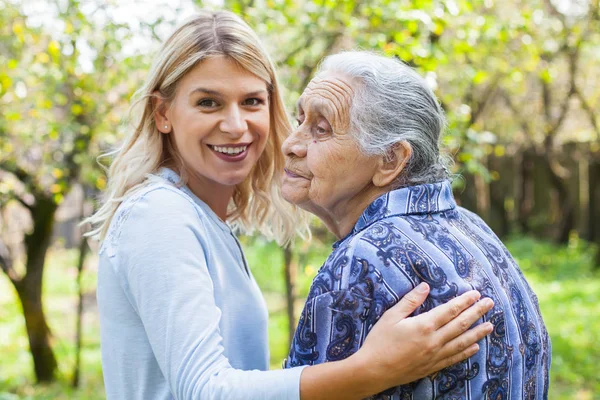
[219, 106, 248, 137]
[282, 128, 308, 158]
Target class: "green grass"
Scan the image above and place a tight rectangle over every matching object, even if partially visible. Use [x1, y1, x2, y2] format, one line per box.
[504, 235, 600, 400]
[0, 250, 103, 399]
[0, 235, 598, 399]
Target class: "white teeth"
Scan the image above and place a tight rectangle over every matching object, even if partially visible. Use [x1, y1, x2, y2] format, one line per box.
[211, 145, 247, 155]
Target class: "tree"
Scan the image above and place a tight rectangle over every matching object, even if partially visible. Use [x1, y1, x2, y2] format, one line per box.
[0, 0, 142, 382]
[494, 0, 600, 241]
[209, 0, 600, 336]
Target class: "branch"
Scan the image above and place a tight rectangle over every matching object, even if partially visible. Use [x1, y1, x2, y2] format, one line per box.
[279, 30, 315, 66]
[0, 238, 20, 284]
[0, 162, 40, 196]
[15, 195, 34, 211]
[471, 75, 502, 126]
[298, 32, 343, 92]
[0, 162, 29, 184]
[543, 0, 566, 23]
[499, 90, 534, 146]
[575, 88, 600, 141]
[539, 48, 577, 180]
[544, 50, 578, 139]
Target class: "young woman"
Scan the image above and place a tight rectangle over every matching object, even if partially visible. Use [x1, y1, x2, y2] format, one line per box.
[86, 10, 494, 400]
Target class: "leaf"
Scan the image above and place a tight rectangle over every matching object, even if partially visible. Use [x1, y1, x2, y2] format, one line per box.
[48, 40, 60, 58]
[71, 104, 84, 115]
[540, 68, 552, 83]
[473, 70, 488, 84]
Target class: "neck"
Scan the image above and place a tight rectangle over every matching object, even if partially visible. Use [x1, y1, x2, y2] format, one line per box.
[185, 171, 235, 221]
[307, 186, 389, 240]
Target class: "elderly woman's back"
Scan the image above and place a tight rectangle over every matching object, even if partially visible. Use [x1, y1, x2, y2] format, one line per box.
[281, 51, 550, 399]
[286, 180, 550, 399]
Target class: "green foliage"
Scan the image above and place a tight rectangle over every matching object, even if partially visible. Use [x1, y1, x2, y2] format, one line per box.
[0, 251, 102, 399]
[0, 0, 599, 397]
[240, 234, 332, 296]
[506, 234, 598, 281]
[504, 235, 600, 399]
[0, 236, 598, 398]
[0, 1, 146, 201]
[217, 0, 599, 179]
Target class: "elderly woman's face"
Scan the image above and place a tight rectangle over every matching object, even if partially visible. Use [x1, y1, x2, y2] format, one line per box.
[281, 72, 381, 219]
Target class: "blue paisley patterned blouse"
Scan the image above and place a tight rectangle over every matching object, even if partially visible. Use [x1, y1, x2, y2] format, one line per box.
[286, 181, 551, 399]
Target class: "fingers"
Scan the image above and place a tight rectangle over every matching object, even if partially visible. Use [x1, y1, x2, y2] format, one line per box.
[437, 297, 495, 343]
[434, 343, 481, 371]
[384, 282, 430, 321]
[436, 320, 494, 361]
[413, 290, 481, 331]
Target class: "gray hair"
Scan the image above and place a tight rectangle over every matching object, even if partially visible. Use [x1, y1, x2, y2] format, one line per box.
[319, 51, 450, 187]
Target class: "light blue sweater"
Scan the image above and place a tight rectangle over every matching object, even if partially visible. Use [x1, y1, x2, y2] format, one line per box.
[97, 168, 305, 399]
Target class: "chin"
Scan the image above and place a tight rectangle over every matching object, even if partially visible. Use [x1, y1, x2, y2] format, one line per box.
[222, 176, 249, 187]
[221, 169, 254, 186]
[281, 187, 307, 206]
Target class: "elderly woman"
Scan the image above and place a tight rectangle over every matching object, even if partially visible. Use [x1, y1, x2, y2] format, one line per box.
[281, 51, 551, 399]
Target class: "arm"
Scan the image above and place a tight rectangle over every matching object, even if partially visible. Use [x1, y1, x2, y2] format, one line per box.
[116, 189, 491, 400]
[115, 189, 305, 399]
[299, 283, 494, 399]
[286, 238, 495, 399]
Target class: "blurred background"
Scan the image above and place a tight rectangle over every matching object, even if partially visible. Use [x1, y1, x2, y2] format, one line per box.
[0, 0, 599, 398]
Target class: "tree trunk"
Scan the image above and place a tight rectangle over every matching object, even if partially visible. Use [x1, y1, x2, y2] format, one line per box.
[283, 247, 296, 348]
[589, 159, 600, 267]
[578, 156, 590, 240]
[72, 237, 89, 387]
[72, 193, 90, 388]
[18, 196, 59, 382]
[586, 159, 596, 243]
[517, 149, 534, 234]
[542, 156, 575, 244]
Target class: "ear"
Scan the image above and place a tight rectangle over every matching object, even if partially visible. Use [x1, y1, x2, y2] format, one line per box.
[152, 91, 171, 134]
[372, 141, 413, 187]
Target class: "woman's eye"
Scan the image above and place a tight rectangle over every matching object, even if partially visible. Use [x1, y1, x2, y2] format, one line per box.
[197, 99, 218, 107]
[315, 125, 329, 135]
[243, 98, 265, 106]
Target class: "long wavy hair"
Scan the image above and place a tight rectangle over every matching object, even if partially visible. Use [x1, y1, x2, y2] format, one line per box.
[85, 10, 308, 245]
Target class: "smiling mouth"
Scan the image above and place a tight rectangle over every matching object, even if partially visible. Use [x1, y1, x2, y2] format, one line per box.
[208, 144, 249, 155]
[207, 143, 252, 162]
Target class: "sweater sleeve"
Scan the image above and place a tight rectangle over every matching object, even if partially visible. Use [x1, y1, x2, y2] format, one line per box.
[111, 187, 306, 399]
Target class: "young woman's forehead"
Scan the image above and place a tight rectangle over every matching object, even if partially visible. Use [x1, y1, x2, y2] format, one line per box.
[178, 57, 268, 95]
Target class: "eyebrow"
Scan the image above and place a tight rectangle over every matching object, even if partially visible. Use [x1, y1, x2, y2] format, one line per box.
[190, 87, 268, 97]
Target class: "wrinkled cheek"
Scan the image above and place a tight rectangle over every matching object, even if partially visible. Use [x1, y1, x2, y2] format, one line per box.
[281, 181, 310, 205]
[307, 177, 328, 206]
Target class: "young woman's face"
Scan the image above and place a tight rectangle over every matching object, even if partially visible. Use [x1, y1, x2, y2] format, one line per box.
[159, 56, 270, 190]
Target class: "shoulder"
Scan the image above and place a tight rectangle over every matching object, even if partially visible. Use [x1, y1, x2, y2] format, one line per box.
[125, 178, 199, 216]
[455, 205, 497, 235]
[101, 179, 205, 257]
[329, 220, 412, 291]
[349, 217, 413, 258]
[456, 205, 482, 221]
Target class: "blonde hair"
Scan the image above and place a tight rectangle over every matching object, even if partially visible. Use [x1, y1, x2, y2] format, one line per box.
[85, 10, 308, 245]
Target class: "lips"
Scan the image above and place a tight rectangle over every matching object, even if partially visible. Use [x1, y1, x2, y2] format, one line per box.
[284, 168, 309, 179]
[208, 143, 252, 162]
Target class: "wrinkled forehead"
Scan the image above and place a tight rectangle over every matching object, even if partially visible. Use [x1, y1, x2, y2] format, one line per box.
[297, 72, 355, 129]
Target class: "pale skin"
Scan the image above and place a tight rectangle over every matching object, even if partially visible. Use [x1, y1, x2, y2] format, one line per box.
[155, 57, 494, 399]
